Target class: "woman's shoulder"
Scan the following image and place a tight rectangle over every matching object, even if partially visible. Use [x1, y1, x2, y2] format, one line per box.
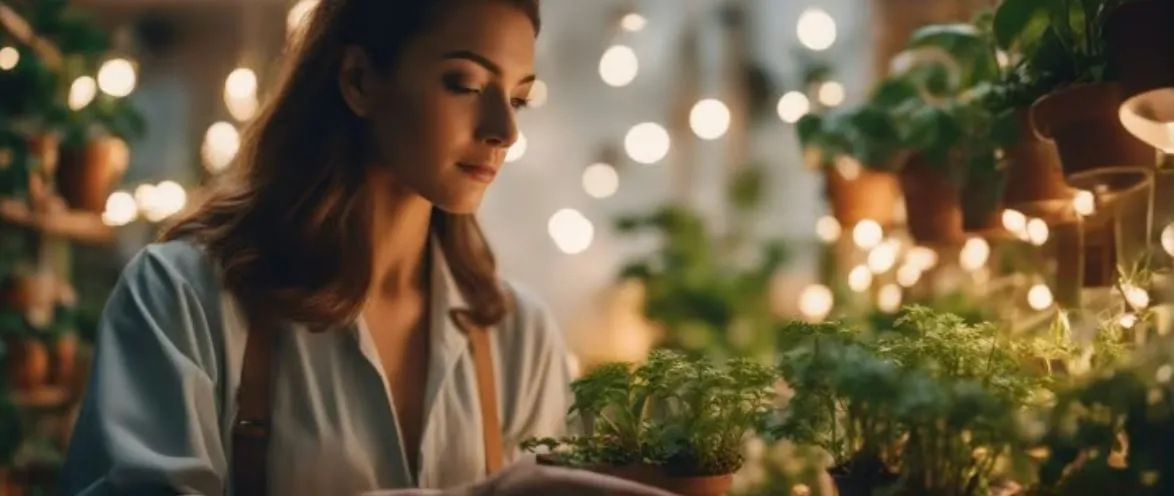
[497, 278, 567, 360]
[117, 239, 227, 319]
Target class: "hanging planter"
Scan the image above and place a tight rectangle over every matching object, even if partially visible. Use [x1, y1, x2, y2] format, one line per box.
[1104, 0, 1174, 97]
[55, 135, 129, 213]
[899, 155, 964, 245]
[1030, 83, 1155, 177]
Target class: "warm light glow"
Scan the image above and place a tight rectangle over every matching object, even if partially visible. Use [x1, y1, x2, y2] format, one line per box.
[1074, 190, 1096, 216]
[620, 13, 647, 32]
[97, 58, 137, 97]
[689, 99, 731, 140]
[145, 181, 187, 222]
[1121, 283, 1151, 310]
[867, 240, 899, 274]
[1002, 209, 1027, 236]
[877, 284, 902, 313]
[101, 191, 137, 227]
[834, 155, 862, 180]
[852, 220, 883, 250]
[777, 91, 810, 123]
[996, 50, 1011, 68]
[133, 184, 156, 209]
[897, 263, 922, 287]
[582, 163, 619, 199]
[1120, 313, 1139, 329]
[505, 132, 527, 162]
[1028, 284, 1054, 310]
[848, 265, 873, 293]
[1157, 364, 1173, 384]
[68, 76, 97, 110]
[818, 81, 845, 107]
[1027, 218, 1050, 246]
[528, 79, 548, 108]
[287, 0, 319, 36]
[548, 209, 595, 254]
[1162, 223, 1174, 257]
[624, 122, 670, 165]
[225, 68, 257, 100]
[798, 284, 834, 321]
[599, 45, 639, 87]
[905, 246, 938, 271]
[0, 46, 18, 70]
[796, 8, 837, 51]
[202, 121, 241, 173]
[959, 237, 990, 271]
[815, 215, 841, 243]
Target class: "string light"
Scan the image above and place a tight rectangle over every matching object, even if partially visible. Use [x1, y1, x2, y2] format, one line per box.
[624, 122, 670, 164]
[97, 58, 137, 97]
[225, 67, 259, 122]
[1002, 209, 1027, 236]
[852, 220, 883, 250]
[1074, 190, 1096, 216]
[1027, 218, 1050, 246]
[867, 240, 900, 274]
[848, 265, 873, 293]
[620, 13, 646, 32]
[689, 99, 731, 140]
[877, 284, 902, 313]
[68, 76, 97, 110]
[582, 163, 619, 199]
[599, 45, 638, 87]
[1028, 284, 1054, 310]
[815, 216, 841, 243]
[798, 284, 834, 322]
[1162, 223, 1174, 257]
[0, 46, 18, 70]
[506, 132, 527, 162]
[905, 246, 939, 271]
[817, 81, 845, 107]
[777, 91, 810, 123]
[202, 121, 240, 173]
[101, 191, 137, 227]
[959, 237, 990, 271]
[548, 209, 594, 254]
[796, 8, 837, 51]
[897, 263, 922, 287]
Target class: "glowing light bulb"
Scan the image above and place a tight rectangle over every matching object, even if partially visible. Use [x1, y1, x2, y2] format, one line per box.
[777, 91, 810, 123]
[796, 8, 837, 51]
[1121, 283, 1150, 310]
[1074, 190, 1096, 216]
[959, 237, 990, 271]
[202, 121, 241, 173]
[1002, 209, 1027, 236]
[798, 284, 834, 321]
[505, 132, 527, 162]
[600, 45, 639, 87]
[852, 220, 883, 250]
[548, 209, 594, 254]
[97, 58, 137, 97]
[689, 99, 731, 140]
[897, 263, 922, 287]
[877, 284, 902, 313]
[867, 240, 899, 274]
[102, 191, 137, 227]
[818, 81, 845, 107]
[620, 13, 647, 32]
[848, 265, 872, 293]
[0, 46, 18, 70]
[1161, 223, 1174, 257]
[582, 163, 619, 199]
[68, 76, 97, 110]
[815, 216, 841, 243]
[905, 246, 938, 271]
[1028, 284, 1054, 310]
[624, 123, 670, 165]
[1027, 218, 1049, 246]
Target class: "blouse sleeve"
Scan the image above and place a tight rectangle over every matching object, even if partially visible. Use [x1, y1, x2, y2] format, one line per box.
[61, 244, 228, 495]
[499, 283, 574, 463]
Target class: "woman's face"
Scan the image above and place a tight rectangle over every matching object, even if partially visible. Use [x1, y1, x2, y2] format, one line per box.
[341, 1, 537, 214]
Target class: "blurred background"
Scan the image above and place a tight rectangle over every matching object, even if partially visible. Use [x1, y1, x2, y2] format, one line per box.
[3, 0, 1174, 494]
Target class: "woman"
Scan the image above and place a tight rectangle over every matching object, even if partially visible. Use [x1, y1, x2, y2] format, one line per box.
[61, 1, 669, 495]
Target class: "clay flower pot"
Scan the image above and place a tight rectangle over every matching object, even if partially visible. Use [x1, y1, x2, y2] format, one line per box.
[898, 156, 964, 245]
[825, 162, 903, 231]
[6, 337, 50, 391]
[1030, 82, 1155, 176]
[56, 136, 130, 213]
[1105, 0, 1174, 97]
[538, 456, 734, 496]
[1003, 109, 1073, 208]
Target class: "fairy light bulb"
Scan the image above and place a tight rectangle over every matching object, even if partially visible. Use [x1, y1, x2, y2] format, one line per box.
[852, 220, 883, 250]
[848, 265, 872, 293]
[798, 284, 834, 321]
[796, 8, 837, 51]
[600, 45, 638, 87]
[777, 91, 810, 123]
[689, 99, 731, 140]
[97, 58, 137, 97]
[959, 237, 990, 271]
[1028, 284, 1054, 310]
[1074, 190, 1096, 216]
[815, 216, 841, 243]
[877, 284, 902, 313]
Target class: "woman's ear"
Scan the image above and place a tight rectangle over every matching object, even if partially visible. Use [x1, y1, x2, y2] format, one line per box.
[339, 45, 373, 118]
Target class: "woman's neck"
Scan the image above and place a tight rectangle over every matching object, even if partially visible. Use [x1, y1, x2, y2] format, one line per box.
[366, 168, 433, 299]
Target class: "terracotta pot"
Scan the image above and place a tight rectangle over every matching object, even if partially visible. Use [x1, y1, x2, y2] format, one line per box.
[52, 332, 79, 387]
[7, 337, 50, 391]
[1003, 109, 1072, 208]
[1030, 83, 1155, 176]
[4, 271, 56, 313]
[56, 136, 130, 213]
[898, 157, 964, 245]
[1105, 0, 1174, 97]
[961, 170, 1006, 233]
[825, 165, 903, 230]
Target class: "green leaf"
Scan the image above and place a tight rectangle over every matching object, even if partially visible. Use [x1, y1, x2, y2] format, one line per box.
[871, 79, 920, 108]
[907, 23, 986, 57]
[993, 0, 1051, 50]
[796, 113, 824, 146]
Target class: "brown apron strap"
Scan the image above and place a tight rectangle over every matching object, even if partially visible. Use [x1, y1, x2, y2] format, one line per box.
[232, 322, 278, 496]
[450, 309, 505, 475]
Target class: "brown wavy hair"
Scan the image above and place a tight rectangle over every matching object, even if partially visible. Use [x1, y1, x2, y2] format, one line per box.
[163, 0, 541, 330]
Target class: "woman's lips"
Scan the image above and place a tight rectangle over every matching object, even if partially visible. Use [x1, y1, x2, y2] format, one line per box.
[458, 163, 498, 183]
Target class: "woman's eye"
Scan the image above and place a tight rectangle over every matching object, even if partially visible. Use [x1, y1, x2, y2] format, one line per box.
[443, 75, 480, 94]
[510, 98, 531, 110]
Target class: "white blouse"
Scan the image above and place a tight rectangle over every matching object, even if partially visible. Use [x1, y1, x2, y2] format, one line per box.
[60, 239, 573, 495]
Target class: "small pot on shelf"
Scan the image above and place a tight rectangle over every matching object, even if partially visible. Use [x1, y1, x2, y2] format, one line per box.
[899, 155, 964, 246]
[1030, 82, 1155, 177]
[55, 136, 130, 213]
[825, 158, 904, 231]
[1003, 109, 1073, 211]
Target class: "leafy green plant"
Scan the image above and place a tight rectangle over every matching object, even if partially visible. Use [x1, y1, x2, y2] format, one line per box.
[522, 349, 780, 477]
[615, 165, 788, 361]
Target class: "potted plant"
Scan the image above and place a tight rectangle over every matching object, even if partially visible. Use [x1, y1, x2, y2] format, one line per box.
[994, 0, 1155, 175]
[522, 349, 780, 496]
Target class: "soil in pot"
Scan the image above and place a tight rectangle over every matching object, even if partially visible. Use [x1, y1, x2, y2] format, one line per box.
[825, 164, 903, 230]
[1030, 83, 1155, 176]
[1105, 0, 1174, 97]
[899, 157, 964, 245]
[56, 136, 130, 213]
[1003, 110, 1072, 208]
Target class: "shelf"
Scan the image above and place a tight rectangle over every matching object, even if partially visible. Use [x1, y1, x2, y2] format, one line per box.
[9, 386, 70, 410]
[0, 199, 113, 244]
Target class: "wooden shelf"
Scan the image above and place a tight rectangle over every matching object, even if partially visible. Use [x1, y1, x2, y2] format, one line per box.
[0, 199, 113, 244]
